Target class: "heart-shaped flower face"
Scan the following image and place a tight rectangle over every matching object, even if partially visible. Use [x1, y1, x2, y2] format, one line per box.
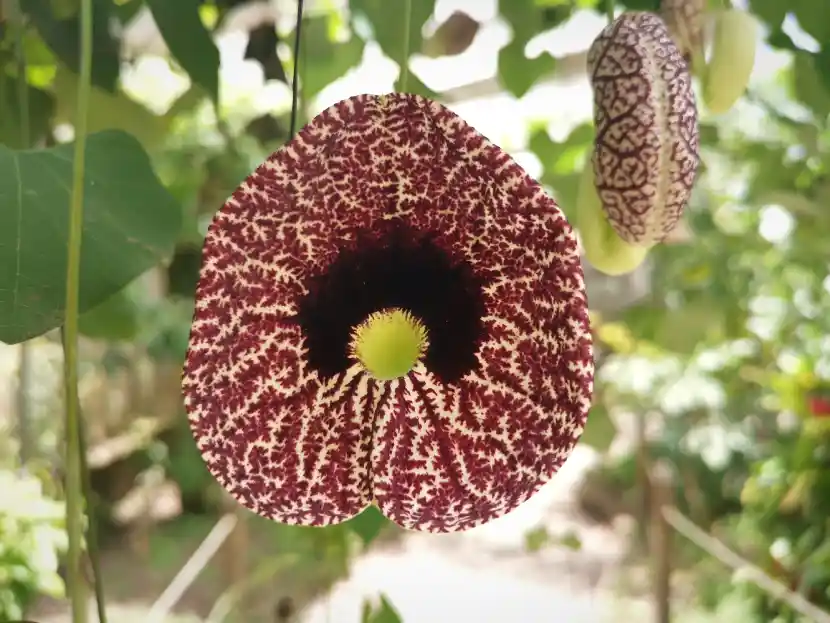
[182, 93, 594, 533]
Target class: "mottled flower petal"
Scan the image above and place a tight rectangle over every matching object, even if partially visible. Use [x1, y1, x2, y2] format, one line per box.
[183, 93, 594, 533]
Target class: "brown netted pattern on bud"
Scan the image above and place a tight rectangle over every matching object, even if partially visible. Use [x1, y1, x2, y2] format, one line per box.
[588, 12, 700, 246]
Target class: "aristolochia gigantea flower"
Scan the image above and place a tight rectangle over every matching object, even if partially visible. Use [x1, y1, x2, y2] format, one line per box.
[182, 93, 594, 533]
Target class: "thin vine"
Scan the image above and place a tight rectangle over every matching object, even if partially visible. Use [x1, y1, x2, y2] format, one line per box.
[401, 0, 412, 92]
[605, 0, 615, 23]
[64, 0, 94, 620]
[289, 0, 306, 137]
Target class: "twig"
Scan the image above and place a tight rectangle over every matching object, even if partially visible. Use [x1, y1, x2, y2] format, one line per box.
[63, 0, 94, 618]
[650, 462, 673, 623]
[663, 507, 830, 623]
[147, 513, 239, 623]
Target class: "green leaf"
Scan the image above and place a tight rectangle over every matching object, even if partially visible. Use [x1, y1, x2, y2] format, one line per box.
[345, 505, 387, 546]
[616, 0, 659, 10]
[53, 66, 170, 152]
[0, 74, 55, 149]
[50, 0, 79, 20]
[529, 123, 593, 217]
[498, 0, 557, 97]
[110, 0, 145, 26]
[580, 404, 617, 451]
[498, 41, 556, 98]
[748, 0, 788, 30]
[791, 51, 830, 122]
[349, 0, 435, 91]
[146, 0, 220, 103]
[78, 286, 139, 341]
[295, 17, 365, 100]
[0, 130, 181, 344]
[26, 0, 120, 92]
[361, 595, 402, 623]
[792, 0, 830, 46]
[524, 526, 550, 552]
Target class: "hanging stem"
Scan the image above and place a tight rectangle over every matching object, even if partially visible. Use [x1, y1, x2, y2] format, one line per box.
[64, 0, 94, 619]
[605, 0, 615, 23]
[400, 0, 412, 92]
[289, 0, 305, 137]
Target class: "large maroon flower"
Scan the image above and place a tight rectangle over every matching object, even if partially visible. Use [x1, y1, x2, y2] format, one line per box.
[182, 93, 594, 533]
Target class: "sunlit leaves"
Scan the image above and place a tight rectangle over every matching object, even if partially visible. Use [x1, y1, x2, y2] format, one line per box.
[361, 595, 402, 623]
[792, 52, 830, 121]
[294, 15, 365, 100]
[350, 0, 435, 93]
[26, 0, 120, 91]
[528, 123, 593, 219]
[498, 0, 556, 97]
[52, 66, 170, 151]
[146, 0, 220, 102]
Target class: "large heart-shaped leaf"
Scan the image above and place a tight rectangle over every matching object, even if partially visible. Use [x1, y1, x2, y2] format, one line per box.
[0, 130, 181, 344]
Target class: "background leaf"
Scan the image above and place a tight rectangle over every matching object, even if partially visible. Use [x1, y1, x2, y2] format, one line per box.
[78, 286, 139, 341]
[295, 16, 365, 100]
[498, 0, 557, 97]
[25, 0, 120, 92]
[361, 595, 403, 623]
[0, 75, 55, 149]
[349, 0, 435, 93]
[146, 0, 220, 103]
[345, 505, 387, 546]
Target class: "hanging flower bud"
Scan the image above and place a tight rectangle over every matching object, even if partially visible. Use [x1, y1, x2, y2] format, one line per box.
[576, 160, 649, 276]
[703, 9, 758, 115]
[660, 0, 706, 71]
[588, 12, 700, 246]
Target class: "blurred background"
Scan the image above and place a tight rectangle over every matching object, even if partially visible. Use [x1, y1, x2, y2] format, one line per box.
[1, 0, 830, 621]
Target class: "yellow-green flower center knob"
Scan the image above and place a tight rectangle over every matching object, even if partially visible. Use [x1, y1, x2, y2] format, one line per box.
[350, 308, 429, 380]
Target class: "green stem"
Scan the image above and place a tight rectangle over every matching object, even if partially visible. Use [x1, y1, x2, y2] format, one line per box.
[9, 0, 30, 148]
[400, 0, 412, 92]
[64, 0, 94, 620]
[78, 402, 107, 623]
[605, 0, 615, 23]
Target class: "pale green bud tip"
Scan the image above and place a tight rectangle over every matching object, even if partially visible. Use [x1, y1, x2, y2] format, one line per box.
[350, 308, 429, 381]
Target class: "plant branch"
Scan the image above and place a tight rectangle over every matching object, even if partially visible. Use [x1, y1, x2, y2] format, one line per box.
[64, 0, 94, 619]
[401, 0, 412, 92]
[289, 0, 305, 137]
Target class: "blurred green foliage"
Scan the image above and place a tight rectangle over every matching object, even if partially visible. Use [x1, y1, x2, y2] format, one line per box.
[0, 470, 66, 621]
